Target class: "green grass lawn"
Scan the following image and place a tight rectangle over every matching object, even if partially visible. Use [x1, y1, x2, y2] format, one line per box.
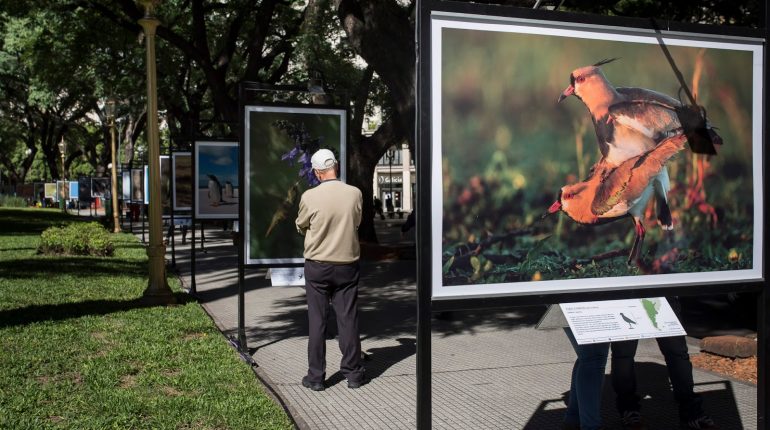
[0, 208, 292, 430]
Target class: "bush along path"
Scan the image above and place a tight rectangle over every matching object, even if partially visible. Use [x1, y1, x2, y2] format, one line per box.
[0, 208, 292, 430]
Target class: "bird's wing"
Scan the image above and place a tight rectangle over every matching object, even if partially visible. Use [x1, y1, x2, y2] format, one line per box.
[592, 134, 687, 216]
[591, 115, 614, 158]
[617, 87, 722, 154]
[616, 87, 681, 108]
[608, 99, 682, 143]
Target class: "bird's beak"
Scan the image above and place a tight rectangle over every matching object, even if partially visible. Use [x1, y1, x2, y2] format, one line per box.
[542, 200, 562, 219]
[558, 85, 574, 103]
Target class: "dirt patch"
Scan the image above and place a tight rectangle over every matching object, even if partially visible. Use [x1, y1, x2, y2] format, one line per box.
[36, 372, 82, 386]
[182, 332, 207, 341]
[161, 385, 183, 397]
[691, 352, 757, 384]
[162, 369, 181, 378]
[91, 331, 108, 341]
[120, 374, 138, 388]
[48, 415, 65, 423]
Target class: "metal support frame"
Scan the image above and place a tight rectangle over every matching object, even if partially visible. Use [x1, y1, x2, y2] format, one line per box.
[415, 1, 767, 429]
[233, 82, 351, 355]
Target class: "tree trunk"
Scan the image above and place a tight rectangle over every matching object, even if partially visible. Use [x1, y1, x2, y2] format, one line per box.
[333, 0, 416, 244]
[349, 116, 402, 242]
[335, 0, 415, 150]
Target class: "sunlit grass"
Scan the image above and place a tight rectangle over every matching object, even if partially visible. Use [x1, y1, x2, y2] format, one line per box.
[0, 208, 292, 430]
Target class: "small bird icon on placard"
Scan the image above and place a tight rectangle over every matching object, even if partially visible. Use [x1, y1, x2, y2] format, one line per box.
[620, 312, 637, 329]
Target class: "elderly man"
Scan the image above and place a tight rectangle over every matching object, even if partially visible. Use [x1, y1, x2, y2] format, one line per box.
[295, 148, 367, 391]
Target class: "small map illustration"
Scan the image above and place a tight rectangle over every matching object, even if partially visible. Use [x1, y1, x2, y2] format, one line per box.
[641, 298, 662, 329]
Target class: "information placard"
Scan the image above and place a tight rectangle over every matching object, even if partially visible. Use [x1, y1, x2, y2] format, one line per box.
[268, 267, 305, 287]
[561, 298, 686, 345]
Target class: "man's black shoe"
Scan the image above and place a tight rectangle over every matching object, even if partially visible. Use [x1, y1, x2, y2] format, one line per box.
[301, 376, 324, 391]
[347, 377, 370, 389]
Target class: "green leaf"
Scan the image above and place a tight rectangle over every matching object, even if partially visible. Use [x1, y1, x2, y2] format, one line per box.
[442, 256, 455, 274]
[470, 256, 481, 273]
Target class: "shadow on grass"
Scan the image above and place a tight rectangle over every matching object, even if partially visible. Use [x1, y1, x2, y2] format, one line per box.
[0, 292, 195, 328]
[0, 208, 84, 234]
[0, 257, 148, 279]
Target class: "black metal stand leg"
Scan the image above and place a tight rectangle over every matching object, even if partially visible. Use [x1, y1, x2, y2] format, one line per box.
[190, 221, 196, 295]
[757, 286, 770, 429]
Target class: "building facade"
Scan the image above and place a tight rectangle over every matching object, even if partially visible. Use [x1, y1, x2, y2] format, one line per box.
[372, 143, 415, 214]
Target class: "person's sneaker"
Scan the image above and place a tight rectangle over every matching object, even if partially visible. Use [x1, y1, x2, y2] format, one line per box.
[682, 415, 718, 429]
[620, 410, 648, 430]
[347, 376, 370, 389]
[301, 376, 324, 391]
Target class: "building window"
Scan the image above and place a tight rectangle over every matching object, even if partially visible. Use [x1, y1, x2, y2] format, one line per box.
[377, 146, 403, 166]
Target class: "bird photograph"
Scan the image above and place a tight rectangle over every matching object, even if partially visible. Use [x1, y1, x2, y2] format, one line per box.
[438, 24, 757, 287]
[196, 143, 239, 218]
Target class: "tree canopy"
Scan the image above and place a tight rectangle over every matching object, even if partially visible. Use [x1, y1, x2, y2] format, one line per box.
[0, 0, 761, 238]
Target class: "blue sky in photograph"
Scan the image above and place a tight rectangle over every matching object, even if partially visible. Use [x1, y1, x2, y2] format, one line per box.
[198, 145, 239, 188]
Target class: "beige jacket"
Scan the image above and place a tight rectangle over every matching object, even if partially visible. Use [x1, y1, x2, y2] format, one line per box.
[295, 179, 361, 263]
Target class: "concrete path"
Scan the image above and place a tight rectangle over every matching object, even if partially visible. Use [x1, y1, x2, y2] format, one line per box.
[151, 217, 757, 430]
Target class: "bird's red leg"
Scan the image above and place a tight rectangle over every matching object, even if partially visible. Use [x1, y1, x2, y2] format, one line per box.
[627, 217, 646, 265]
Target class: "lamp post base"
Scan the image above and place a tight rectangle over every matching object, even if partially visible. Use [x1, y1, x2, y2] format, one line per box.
[140, 289, 176, 306]
[141, 243, 175, 305]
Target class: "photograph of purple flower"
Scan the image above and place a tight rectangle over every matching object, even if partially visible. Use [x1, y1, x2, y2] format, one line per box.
[243, 105, 347, 266]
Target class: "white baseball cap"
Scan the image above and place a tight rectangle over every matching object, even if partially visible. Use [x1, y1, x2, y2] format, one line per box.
[310, 149, 337, 170]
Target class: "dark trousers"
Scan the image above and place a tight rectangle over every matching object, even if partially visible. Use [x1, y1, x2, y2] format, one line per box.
[304, 260, 365, 384]
[610, 298, 703, 421]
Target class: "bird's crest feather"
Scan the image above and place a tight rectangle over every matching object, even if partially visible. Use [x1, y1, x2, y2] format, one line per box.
[593, 58, 619, 67]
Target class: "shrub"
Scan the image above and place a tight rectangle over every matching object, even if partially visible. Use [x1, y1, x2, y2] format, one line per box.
[0, 194, 28, 208]
[38, 222, 115, 256]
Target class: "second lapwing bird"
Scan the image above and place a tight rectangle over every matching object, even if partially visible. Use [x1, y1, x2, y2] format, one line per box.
[544, 134, 688, 264]
[558, 58, 723, 164]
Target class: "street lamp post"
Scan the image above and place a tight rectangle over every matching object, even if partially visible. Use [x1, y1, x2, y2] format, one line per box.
[58, 137, 66, 213]
[106, 98, 121, 233]
[386, 148, 395, 218]
[138, 0, 173, 304]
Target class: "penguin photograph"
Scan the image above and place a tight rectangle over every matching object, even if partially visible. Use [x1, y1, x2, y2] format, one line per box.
[195, 141, 239, 219]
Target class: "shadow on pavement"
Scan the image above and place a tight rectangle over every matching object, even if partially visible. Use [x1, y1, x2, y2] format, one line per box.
[523, 361, 745, 429]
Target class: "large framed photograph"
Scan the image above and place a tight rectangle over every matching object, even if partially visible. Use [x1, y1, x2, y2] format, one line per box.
[143, 165, 149, 205]
[44, 183, 57, 201]
[56, 181, 69, 202]
[77, 177, 92, 202]
[172, 152, 192, 211]
[17, 183, 33, 199]
[131, 168, 144, 203]
[91, 178, 110, 198]
[68, 181, 78, 200]
[121, 170, 131, 201]
[159, 155, 172, 216]
[423, 6, 764, 300]
[194, 141, 239, 219]
[242, 105, 347, 266]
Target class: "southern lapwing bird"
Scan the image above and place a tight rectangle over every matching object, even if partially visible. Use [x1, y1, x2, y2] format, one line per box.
[620, 313, 637, 329]
[544, 134, 688, 264]
[558, 58, 723, 163]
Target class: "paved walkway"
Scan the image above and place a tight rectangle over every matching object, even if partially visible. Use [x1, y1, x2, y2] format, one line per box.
[151, 217, 757, 430]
